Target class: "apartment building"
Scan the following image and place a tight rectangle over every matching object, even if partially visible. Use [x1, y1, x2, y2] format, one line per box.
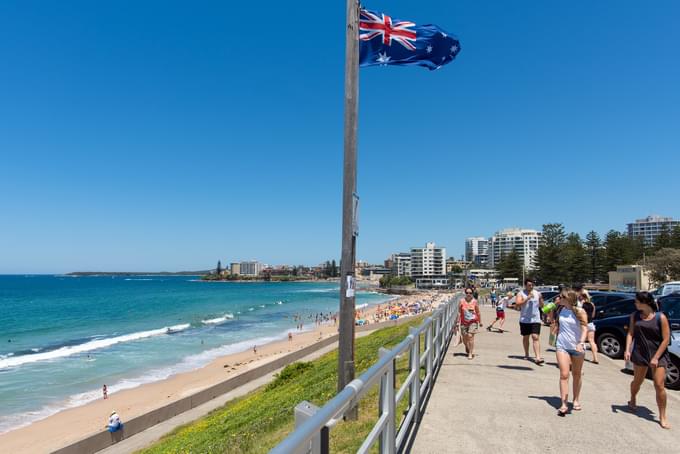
[489, 228, 542, 270]
[390, 252, 412, 277]
[627, 215, 680, 247]
[465, 237, 489, 268]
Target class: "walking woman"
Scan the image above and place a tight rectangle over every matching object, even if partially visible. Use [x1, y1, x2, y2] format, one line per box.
[553, 289, 588, 416]
[459, 287, 482, 360]
[625, 291, 671, 429]
[580, 290, 599, 364]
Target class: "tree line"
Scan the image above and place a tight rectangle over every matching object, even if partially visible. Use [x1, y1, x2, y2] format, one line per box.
[496, 223, 680, 285]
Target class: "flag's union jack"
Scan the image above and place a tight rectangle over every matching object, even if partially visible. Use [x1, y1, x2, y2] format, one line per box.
[359, 9, 417, 51]
[358, 7, 460, 70]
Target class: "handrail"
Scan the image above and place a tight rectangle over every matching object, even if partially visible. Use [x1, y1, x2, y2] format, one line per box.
[270, 294, 460, 454]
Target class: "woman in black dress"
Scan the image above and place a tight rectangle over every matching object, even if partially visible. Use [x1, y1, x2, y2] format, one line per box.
[624, 291, 671, 429]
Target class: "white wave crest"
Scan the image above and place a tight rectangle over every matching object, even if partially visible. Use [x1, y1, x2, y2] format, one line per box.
[0, 330, 290, 434]
[0, 324, 191, 369]
[201, 314, 235, 325]
[295, 288, 338, 294]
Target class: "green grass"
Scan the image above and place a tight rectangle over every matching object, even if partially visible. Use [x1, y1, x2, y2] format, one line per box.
[138, 317, 427, 454]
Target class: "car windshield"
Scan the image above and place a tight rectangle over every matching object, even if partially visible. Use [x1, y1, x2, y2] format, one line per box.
[662, 284, 680, 296]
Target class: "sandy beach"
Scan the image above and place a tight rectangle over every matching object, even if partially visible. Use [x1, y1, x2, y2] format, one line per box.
[0, 292, 448, 454]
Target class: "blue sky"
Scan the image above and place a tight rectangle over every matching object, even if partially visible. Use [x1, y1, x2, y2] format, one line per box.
[1, 1, 679, 273]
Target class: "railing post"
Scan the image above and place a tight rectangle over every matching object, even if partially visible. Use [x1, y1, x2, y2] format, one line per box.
[293, 401, 328, 454]
[409, 327, 420, 424]
[426, 318, 434, 380]
[438, 311, 445, 358]
[435, 313, 442, 365]
[378, 347, 396, 454]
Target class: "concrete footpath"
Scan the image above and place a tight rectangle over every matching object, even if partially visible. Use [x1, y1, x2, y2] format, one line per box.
[412, 304, 679, 454]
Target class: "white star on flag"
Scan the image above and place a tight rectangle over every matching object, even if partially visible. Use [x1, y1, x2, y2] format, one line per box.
[451, 44, 458, 53]
[376, 52, 391, 65]
[426, 45, 433, 54]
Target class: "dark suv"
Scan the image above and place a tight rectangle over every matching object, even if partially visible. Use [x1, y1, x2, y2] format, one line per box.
[590, 292, 636, 319]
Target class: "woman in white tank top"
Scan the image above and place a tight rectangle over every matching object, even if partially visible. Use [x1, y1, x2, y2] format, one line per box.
[552, 289, 588, 416]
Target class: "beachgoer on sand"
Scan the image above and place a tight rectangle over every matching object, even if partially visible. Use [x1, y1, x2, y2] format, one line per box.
[102, 384, 108, 400]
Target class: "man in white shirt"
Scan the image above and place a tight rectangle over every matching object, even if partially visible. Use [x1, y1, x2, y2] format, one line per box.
[107, 410, 123, 433]
[511, 278, 545, 365]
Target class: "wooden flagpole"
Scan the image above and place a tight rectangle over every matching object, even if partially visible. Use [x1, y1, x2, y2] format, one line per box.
[338, 0, 360, 404]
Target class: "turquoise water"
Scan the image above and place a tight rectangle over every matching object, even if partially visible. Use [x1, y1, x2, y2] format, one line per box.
[0, 275, 391, 433]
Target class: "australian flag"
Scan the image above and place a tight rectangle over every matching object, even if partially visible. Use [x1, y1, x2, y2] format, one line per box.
[359, 8, 460, 70]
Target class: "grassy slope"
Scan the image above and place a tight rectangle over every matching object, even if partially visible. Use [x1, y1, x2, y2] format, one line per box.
[139, 316, 426, 454]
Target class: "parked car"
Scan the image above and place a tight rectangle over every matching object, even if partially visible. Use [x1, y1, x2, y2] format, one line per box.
[595, 295, 680, 389]
[594, 297, 636, 320]
[590, 292, 638, 320]
[654, 282, 680, 299]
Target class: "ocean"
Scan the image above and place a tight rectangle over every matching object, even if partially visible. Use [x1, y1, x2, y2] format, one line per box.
[0, 275, 392, 433]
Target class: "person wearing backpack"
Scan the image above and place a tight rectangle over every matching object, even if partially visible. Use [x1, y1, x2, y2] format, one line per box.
[624, 291, 672, 429]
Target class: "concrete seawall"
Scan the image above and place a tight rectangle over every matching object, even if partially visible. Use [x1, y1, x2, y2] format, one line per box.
[53, 318, 411, 454]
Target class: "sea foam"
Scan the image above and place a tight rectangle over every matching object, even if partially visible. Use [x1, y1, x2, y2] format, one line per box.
[0, 324, 191, 369]
[201, 314, 235, 325]
[0, 330, 289, 434]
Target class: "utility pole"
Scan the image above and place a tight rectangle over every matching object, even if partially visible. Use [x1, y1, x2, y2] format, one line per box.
[338, 0, 360, 400]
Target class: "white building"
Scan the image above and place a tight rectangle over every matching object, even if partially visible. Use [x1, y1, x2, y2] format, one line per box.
[465, 237, 489, 268]
[240, 261, 263, 277]
[390, 253, 412, 277]
[627, 215, 680, 247]
[489, 228, 542, 270]
[411, 242, 447, 288]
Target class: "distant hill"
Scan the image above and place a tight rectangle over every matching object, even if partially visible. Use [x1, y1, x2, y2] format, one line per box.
[66, 271, 210, 276]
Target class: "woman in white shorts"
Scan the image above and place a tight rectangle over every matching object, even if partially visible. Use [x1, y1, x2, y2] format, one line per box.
[553, 289, 588, 416]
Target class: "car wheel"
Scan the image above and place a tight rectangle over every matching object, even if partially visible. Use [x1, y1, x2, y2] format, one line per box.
[597, 332, 624, 359]
[666, 355, 680, 390]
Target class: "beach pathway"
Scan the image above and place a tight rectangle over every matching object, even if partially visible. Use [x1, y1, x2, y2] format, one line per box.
[411, 304, 679, 453]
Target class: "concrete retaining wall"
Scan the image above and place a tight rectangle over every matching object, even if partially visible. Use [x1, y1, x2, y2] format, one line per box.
[53, 318, 408, 454]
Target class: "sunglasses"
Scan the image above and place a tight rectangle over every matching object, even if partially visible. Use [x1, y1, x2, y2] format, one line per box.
[465, 292, 472, 295]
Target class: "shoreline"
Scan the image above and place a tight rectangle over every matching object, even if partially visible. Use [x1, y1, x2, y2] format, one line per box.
[0, 292, 446, 453]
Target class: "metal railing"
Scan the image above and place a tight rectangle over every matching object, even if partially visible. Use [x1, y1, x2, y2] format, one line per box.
[270, 295, 459, 454]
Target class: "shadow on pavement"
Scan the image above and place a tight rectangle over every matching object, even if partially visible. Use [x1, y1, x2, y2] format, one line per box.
[497, 365, 534, 371]
[611, 404, 658, 423]
[528, 395, 562, 409]
[507, 355, 530, 360]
